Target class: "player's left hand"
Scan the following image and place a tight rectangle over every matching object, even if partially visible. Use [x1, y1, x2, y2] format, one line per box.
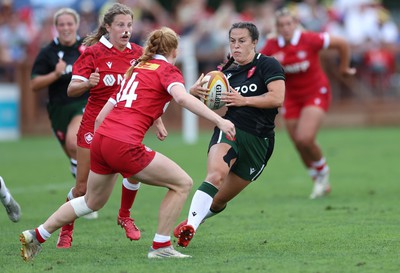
[222, 86, 245, 107]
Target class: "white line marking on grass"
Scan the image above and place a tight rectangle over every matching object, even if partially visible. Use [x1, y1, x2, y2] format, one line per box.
[11, 182, 72, 194]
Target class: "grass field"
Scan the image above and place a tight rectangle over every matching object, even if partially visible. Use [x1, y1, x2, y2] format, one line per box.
[0, 127, 399, 273]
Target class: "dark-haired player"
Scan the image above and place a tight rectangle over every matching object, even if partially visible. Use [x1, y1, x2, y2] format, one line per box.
[175, 22, 285, 248]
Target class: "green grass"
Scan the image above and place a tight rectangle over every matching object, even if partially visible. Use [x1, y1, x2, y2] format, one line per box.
[0, 127, 399, 273]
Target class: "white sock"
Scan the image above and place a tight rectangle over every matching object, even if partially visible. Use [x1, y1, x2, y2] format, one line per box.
[311, 157, 326, 169]
[70, 158, 77, 178]
[308, 168, 318, 180]
[0, 176, 11, 205]
[122, 178, 141, 190]
[187, 190, 214, 230]
[37, 224, 51, 241]
[319, 165, 330, 176]
[204, 210, 216, 220]
[153, 233, 170, 243]
[67, 188, 75, 201]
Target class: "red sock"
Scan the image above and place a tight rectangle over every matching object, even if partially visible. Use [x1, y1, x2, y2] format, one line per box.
[152, 240, 171, 249]
[119, 185, 138, 218]
[35, 228, 46, 243]
[311, 158, 327, 173]
[63, 196, 75, 229]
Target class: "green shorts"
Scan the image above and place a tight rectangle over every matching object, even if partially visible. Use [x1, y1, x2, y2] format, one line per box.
[209, 127, 275, 181]
[47, 100, 86, 145]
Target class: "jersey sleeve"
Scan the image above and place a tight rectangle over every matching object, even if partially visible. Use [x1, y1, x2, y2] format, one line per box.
[259, 55, 285, 85]
[31, 48, 51, 78]
[71, 46, 96, 81]
[160, 65, 185, 94]
[305, 31, 329, 51]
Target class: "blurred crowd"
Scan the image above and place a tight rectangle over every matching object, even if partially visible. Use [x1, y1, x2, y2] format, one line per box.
[0, 0, 400, 99]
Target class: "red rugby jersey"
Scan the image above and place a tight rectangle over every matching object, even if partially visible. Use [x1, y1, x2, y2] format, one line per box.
[260, 30, 330, 98]
[97, 55, 185, 144]
[72, 36, 142, 131]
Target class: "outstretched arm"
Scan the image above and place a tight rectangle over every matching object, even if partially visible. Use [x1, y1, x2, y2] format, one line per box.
[170, 84, 236, 140]
[329, 35, 356, 76]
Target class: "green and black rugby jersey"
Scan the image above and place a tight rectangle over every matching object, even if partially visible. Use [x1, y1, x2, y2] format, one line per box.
[31, 37, 89, 105]
[222, 53, 285, 137]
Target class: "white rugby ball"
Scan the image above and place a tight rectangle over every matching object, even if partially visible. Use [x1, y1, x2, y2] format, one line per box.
[201, 70, 230, 110]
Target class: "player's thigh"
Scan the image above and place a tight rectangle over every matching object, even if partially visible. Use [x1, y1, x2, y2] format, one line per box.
[205, 142, 236, 186]
[133, 152, 192, 191]
[65, 115, 82, 152]
[297, 106, 326, 140]
[285, 119, 299, 142]
[85, 172, 118, 209]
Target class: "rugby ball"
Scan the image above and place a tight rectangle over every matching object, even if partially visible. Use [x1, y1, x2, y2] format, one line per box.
[201, 70, 230, 110]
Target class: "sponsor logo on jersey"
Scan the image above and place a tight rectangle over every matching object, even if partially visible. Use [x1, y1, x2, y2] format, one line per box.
[103, 74, 124, 86]
[250, 167, 256, 175]
[136, 62, 160, 70]
[106, 62, 112, 69]
[191, 211, 197, 217]
[65, 64, 73, 74]
[235, 83, 258, 94]
[103, 74, 116, 86]
[84, 132, 94, 144]
[283, 60, 310, 73]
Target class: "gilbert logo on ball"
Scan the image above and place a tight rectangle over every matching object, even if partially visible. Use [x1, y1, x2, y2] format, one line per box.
[201, 71, 230, 110]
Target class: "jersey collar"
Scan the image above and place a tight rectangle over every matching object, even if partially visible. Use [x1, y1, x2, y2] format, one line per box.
[277, 29, 301, 47]
[99, 35, 132, 49]
[53, 36, 80, 46]
[153, 54, 168, 62]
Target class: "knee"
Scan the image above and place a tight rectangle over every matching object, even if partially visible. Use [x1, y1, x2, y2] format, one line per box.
[65, 138, 77, 158]
[182, 176, 193, 194]
[176, 175, 193, 196]
[293, 134, 314, 150]
[205, 172, 225, 188]
[86, 199, 105, 211]
[70, 196, 94, 217]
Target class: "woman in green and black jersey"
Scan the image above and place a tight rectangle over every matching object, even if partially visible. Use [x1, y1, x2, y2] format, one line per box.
[176, 22, 286, 248]
[31, 8, 87, 179]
